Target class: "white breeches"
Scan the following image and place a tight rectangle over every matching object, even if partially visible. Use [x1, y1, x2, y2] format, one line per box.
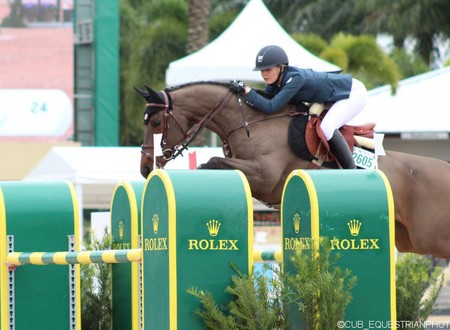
[320, 78, 368, 140]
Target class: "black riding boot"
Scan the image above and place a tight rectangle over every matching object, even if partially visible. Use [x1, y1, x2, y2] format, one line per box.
[328, 130, 356, 169]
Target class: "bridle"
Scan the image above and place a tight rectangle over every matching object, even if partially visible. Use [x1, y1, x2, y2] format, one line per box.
[141, 89, 235, 165]
[141, 87, 307, 167]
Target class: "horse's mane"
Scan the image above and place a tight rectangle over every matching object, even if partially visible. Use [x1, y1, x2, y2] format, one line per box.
[165, 81, 230, 92]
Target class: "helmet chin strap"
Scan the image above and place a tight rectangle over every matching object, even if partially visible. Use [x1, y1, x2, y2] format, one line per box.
[269, 65, 285, 87]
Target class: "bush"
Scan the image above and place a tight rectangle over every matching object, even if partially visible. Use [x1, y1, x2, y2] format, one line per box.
[320, 46, 349, 71]
[286, 239, 357, 330]
[396, 254, 444, 330]
[189, 238, 357, 330]
[1, 15, 26, 27]
[292, 33, 328, 56]
[81, 228, 112, 330]
[188, 264, 286, 330]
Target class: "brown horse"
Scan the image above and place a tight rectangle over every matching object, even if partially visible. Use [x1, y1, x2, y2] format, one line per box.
[136, 82, 450, 259]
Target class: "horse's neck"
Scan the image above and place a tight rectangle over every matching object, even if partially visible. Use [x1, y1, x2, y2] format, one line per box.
[173, 85, 296, 143]
[174, 86, 242, 138]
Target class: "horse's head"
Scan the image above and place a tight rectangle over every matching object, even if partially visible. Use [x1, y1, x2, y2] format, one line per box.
[136, 81, 255, 178]
[135, 85, 190, 178]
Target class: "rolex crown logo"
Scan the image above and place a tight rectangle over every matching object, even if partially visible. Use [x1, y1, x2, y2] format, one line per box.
[292, 213, 301, 234]
[206, 220, 221, 237]
[118, 220, 125, 240]
[348, 219, 362, 236]
[152, 213, 160, 234]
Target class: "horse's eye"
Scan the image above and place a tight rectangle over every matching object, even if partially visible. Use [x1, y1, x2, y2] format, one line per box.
[150, 120, 161, 128]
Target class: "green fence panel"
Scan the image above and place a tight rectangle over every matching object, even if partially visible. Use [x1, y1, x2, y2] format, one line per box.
[110, 181, 145, 330]
[0, 181, 80, 330]
[141, 170, 253, 329]
[282, 169, 396, 329]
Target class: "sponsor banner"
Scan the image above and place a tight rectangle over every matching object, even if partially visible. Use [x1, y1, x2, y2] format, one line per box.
[282, 169, 396, 329]
[142, 170, 253, 329]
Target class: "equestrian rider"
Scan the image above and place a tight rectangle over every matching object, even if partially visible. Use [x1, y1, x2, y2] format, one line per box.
[231, 45, 368, 169]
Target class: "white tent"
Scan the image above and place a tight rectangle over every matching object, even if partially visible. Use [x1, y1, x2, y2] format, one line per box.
[24, 146, 227, 209]
[24, 146, 146, 209]
[25, 145, 270, 207]
[165, 0, 340, 86]
[349, 66, 450, 133]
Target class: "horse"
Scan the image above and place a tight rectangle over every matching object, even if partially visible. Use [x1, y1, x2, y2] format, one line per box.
[136, 81, 450, 259]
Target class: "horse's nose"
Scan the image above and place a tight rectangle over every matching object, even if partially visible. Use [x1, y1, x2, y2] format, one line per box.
[162, 149, 173, 161]
[141, 166, 151, 178]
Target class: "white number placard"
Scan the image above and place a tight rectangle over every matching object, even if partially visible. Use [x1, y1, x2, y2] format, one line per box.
[353, 146, 377, 169]
[0, 89, 72, 137]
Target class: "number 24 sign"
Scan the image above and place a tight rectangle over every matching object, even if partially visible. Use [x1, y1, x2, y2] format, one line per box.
[0, 89, 72, 137]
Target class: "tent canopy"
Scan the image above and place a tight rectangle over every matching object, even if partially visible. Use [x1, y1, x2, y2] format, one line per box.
[25, 146, 145, 209]
[24, 146, 225, 208]
[165, 0, 340, 86]
[350, 67, 450, 133]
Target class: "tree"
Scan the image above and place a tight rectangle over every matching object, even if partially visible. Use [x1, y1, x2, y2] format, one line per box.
[119, 0, 188, 146]
[2, 0, 25, 27]
[267, 0, 450, 66]
[293, 33, 400, 92]
[187, 0, 209, 53]
[208, 0, 243, 41]
[118, 0, 424, 145]
[267, 0, 368, 39]
[360, 0, 450, 65]
[186, 0, 210, 145]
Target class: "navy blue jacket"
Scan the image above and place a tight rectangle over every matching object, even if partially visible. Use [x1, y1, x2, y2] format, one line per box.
[244, 66, 353, 113]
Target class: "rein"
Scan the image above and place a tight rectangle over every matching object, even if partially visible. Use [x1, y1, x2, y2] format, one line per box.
[178, 90, 235, 156]
[220, 107, 309, 158]
[141, 89, 235, 163]
[141, 86, 313, 165]
[225, 109, 308, 138]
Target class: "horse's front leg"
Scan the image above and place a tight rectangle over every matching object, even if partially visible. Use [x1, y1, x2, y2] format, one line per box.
[199, 156, 259, 173]
[198, 157, 274, 198]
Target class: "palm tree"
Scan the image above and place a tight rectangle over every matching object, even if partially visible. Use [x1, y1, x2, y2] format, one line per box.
[187, 0, 209, 53]
[119, 0, 188, 145]
[186, 0, 212, 146]
[267, 0, 450, 66]
[361, 0, 450, 65]
[267, 0, 367, 39]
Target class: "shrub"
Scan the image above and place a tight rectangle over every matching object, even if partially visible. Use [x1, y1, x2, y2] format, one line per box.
[286, 239, 357, 330]
[189, 238, 357, 330]
[396, 254, 444, 330]
[81, 228, 112, 330]
[292, 33, 328, 56]
[188, 264, 286, 330]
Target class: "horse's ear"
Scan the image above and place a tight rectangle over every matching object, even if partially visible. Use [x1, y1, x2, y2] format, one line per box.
[144, 84, 163, 102]
[134, 86, 148, 99]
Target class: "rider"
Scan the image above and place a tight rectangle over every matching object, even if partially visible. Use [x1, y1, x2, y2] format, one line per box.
[231, 45, 368, 169]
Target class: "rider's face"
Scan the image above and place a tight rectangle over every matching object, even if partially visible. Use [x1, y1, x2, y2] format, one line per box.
[260, 66, 281, 85]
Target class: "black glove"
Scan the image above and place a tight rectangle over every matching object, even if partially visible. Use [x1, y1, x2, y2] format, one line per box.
[229, 80, 246, 94]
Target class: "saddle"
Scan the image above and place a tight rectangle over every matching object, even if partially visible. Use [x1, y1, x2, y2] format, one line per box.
[288, 103, 376, 167]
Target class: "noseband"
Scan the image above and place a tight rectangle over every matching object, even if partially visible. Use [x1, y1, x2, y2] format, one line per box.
[141, 89, 235, 165]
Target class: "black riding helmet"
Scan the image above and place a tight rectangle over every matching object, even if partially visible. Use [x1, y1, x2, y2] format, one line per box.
[253, 45, 289, 71]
